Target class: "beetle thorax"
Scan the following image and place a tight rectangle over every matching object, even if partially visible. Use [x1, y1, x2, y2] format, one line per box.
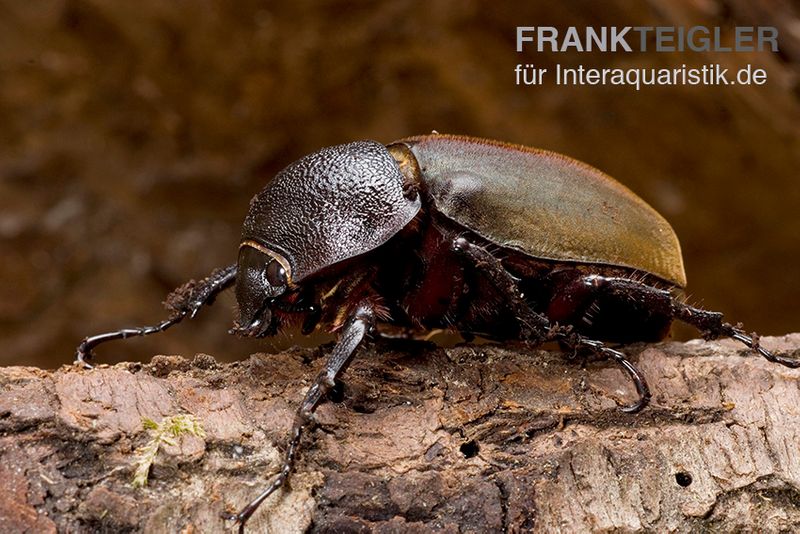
[241, 141, 421, 283]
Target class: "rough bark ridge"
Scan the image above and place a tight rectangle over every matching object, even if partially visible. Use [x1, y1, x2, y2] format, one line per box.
[2, 335, 800, 533]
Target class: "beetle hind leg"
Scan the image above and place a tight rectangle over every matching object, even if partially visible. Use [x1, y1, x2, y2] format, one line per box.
[587, 275, 799, 368]
[451, 237, 651, 412]
[673, 306, 799, 368]
[74, 263, 237, 367]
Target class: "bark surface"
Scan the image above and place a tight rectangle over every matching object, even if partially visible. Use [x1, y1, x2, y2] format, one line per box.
[2, 335, 800, 533]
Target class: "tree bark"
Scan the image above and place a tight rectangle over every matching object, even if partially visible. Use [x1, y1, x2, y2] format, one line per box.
[2, 335, 800, 533]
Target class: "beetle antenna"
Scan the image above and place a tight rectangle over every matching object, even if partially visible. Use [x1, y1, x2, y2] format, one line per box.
[75, 264, 237, 367]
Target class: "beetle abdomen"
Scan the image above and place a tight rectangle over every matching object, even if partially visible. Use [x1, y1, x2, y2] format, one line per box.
[398, 134, 686, 287]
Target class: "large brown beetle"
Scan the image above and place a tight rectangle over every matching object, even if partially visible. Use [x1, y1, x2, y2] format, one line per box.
[76, 133, 799, 531]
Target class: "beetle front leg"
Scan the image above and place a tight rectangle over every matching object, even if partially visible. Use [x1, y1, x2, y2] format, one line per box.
[75, 263, 237, 367]
[583, 275, 800, 368]
[451, 237, 650, 412]
[225, 302, 375, 533]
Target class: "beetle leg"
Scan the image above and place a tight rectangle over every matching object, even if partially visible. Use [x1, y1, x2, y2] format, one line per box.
[584, 275, 800, 368]
[555, 331, 651, 413]
[74, 263, 237, 368]
[225, 303, 375, 533]
[451, 237, 550, 340]
[451, 237, 650, 412]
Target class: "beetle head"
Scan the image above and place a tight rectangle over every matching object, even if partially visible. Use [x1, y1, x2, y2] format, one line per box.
[233, 240, 292, 337]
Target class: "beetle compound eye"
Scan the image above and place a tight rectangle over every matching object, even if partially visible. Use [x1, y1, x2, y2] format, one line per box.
[239, 240, 292, 291]
[265, 260, 287, 287]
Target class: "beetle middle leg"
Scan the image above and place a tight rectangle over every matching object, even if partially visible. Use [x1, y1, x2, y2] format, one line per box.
[225, 302, 375, 533]
[451, 237, 651, 412]
[75, 263, 237, 367]
[451, 237, 550, 341]
[581, 275, 800, 368]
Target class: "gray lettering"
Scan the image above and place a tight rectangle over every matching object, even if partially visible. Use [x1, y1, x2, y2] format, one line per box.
[611, 26, 632, 52]
[561, 27, 583, 52]
[585, 27, 607, 52]
[636, 27, 653, 52]
[758, 27, 778, 52]
[714, 27, 731, 52]
[687, 26, 709, 51]
[538, 27, 559, 52]
[655, 27, 674, 51]
[516, 27, 535, 52]
[735, 27, 754, 51]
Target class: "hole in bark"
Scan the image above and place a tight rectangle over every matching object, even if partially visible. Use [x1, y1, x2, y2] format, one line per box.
[460, 440, 480, 458]
[351, 402, 376, 414]
[675, 472, 692, 487]
[327, 379, 345, 403]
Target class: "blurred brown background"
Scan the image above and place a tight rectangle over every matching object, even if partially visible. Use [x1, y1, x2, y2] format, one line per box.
[1, 0, 798, 368]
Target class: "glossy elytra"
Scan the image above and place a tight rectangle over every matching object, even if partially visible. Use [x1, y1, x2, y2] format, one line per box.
[76, 134, 798, 531]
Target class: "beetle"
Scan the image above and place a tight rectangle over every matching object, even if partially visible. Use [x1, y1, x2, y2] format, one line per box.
[76, 133, 798, 531]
